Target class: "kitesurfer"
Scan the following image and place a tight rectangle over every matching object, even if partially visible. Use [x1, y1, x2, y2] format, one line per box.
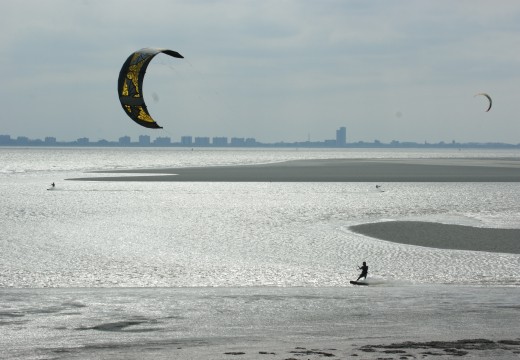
[356, 261, 368, 281]
[51, 182, 55, 188]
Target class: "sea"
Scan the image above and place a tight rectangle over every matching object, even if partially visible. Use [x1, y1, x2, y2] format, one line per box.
[1, 147, 520, 359]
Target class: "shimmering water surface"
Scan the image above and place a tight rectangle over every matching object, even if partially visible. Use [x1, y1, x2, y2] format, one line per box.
[1, 147, 520, 359]
[2, 147, 519, 287]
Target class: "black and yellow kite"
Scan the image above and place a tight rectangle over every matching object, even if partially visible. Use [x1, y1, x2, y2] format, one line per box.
[117, 48, 183, 129]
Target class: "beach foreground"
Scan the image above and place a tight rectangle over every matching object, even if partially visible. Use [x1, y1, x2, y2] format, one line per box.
[2, 286, 520, 359]
[68, 158, 520, 182]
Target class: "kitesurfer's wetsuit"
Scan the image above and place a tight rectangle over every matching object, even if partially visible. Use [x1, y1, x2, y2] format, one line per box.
[357, 262, 368, 281]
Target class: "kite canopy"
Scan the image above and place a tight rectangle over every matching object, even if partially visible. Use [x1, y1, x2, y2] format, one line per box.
[117, 48, 183, 129]
[474, 93, 492, 112]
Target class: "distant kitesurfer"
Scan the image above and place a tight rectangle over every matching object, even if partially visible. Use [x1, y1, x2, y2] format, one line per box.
[51, 182, 55, 188]
[357, 261, 368, 281]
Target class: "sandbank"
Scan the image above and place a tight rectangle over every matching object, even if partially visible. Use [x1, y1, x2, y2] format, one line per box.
[67, 157, 520, 182]
[350, 221, 520, 254]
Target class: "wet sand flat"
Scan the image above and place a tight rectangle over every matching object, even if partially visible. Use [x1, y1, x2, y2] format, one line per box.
[68, 158, 520, 182]
[350, 221, 520, 254]
[4, 287, 520, 359]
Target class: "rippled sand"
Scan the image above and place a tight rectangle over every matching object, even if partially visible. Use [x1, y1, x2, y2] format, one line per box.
[3, 287, 520, 360]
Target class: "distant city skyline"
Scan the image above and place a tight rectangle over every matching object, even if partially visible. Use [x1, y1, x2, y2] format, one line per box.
[1, 125, 519, 148]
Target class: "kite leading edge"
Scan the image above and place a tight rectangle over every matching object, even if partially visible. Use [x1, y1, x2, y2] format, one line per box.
[117, 48, 184, 129]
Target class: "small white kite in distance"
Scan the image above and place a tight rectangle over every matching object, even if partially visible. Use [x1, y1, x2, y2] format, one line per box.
[474, 93, 492, 112]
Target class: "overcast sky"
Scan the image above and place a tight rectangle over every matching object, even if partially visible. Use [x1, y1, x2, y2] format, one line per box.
[2, 0, 520, 143]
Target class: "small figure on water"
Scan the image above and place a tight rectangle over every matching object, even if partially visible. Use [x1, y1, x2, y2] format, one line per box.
[357, 261, 368, 281]
[51, 182, 55, 188]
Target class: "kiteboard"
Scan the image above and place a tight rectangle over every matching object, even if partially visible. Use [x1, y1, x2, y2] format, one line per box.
[350, 280, 368, 286]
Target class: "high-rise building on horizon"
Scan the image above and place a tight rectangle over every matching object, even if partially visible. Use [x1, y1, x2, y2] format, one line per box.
[336, 126, 346, 146]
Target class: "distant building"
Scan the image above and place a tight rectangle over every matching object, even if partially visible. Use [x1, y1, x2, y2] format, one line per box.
[76, 137, 89, 145]
[336, 127, 346, 146]
[139, 135, 150, 146]
[230, 137, 245, 146]
[212, 137, 228, 146]
[16, 136, 29, 145]
[194, 137, 210, 146]
[44, 137, 57, 145]
[181, 136, 193, 146]
[119, 136, 131, 145]
[245, 138, 257, 146]
[154, 137, 171, 145]
[0, 135, 12, 144]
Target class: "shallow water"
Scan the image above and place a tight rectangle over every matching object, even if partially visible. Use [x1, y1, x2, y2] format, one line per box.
[2, 147, 520, 359]
[1, 147, 520, 287]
